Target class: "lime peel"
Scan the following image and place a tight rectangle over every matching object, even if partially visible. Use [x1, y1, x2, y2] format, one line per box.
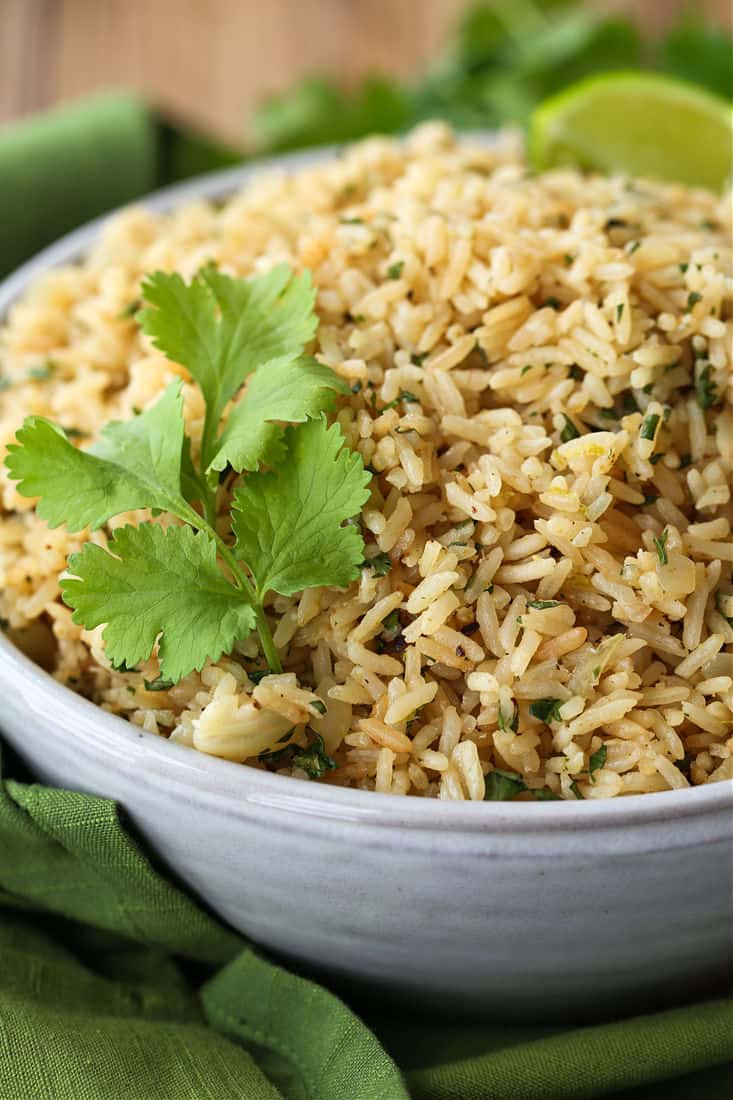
[531, 71, 733, 191]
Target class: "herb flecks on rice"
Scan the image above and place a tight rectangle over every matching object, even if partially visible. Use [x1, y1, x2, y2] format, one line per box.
[1, 124, 731, 799]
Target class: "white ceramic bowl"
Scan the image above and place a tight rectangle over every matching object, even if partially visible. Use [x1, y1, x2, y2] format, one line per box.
[1, 154, 731, 1019]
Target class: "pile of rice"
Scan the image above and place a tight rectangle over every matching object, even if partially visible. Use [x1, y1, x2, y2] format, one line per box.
[1, 123, 731, 800]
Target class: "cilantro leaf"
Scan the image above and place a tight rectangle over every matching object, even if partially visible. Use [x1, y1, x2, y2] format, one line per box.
[28, 360, 56, 381]
[144, 677, 175, 692]
[497, 704, 518, 732]
[640, 413, 660, 441]
[529, 698, 564, 724]
[715, 592, 733, 628]
[380, 608, 402, 644]
[139, 265, 317, 465]
[61, 523, 256, 682]
[485, 769, 526, 801]
[259, 728, 335, 777]
[653, 528, 669, 566]
[560, 414, 580, 442]
[695, 364, 718, 411]
[366, 551, 392, 576]
[232, 418, 371, 599]
[5, 382, 189, 532]
[292, 733, 336, 778]
[258, 737, 297, 768]
[383, 391, 420, 411]
[209, 356, 349, 473]
[589, 743, 607, 781]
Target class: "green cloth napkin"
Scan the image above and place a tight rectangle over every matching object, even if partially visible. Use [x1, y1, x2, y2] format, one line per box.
[0, 92, 240, 279]
[1, 95, 732, 1099]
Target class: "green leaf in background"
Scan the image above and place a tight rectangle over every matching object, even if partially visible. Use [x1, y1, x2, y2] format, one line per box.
[415, 2, 641, 128]
[249, 1, 732, 155]
[515, 14, 642, 101]
[253, 75, 412, 152]
[658, 13, 733, 100]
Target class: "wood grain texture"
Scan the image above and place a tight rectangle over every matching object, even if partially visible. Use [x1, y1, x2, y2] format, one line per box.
[1, 0, 730, 141]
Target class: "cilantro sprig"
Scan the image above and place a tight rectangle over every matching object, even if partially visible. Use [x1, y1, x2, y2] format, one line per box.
[5, 265, 370, 682]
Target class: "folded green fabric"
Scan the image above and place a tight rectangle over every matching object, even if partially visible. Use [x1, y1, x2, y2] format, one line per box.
[0, 92, 240, 280]
[1, 94, 732, 1099]
[0, 95, 156, 280]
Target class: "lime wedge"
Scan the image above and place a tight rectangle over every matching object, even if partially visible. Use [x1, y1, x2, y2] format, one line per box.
[530, 72, 733, 191]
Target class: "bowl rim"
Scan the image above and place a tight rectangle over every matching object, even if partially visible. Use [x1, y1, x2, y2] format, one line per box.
[1, 630, 730, 830]
[1, 145, 731, 830]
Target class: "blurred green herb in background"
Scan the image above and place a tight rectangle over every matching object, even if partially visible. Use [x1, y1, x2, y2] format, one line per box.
[251, 0, 732, 153]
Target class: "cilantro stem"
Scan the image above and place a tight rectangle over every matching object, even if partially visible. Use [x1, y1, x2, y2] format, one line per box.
[174, 499, 283, 674]
[212, 536, 282, 673]
[198, 410, 222, 528]
[202, 481, 218, 529]
[201, 409, 218, 472]
[253, 606, 282, 674]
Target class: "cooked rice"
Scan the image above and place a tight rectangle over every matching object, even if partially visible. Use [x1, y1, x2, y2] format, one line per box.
[1, 123, 732, 799]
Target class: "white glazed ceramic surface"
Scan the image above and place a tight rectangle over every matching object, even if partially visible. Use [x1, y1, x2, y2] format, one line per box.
[1, 155, 731, 1018]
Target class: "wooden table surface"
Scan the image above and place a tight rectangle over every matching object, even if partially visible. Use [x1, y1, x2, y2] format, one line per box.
[1, 0, 730, 143]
